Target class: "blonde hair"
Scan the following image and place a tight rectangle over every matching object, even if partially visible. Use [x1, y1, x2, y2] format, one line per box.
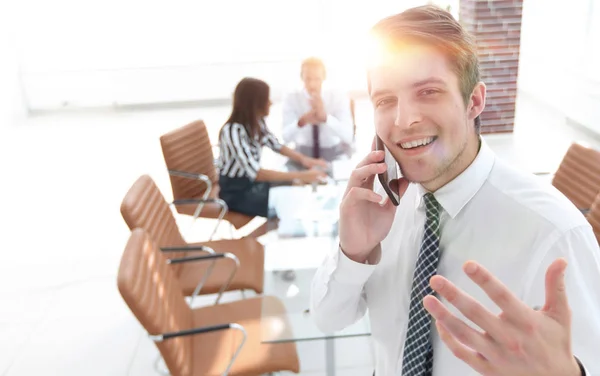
[370, 5, 481, 132]
[300, 57, 326, 78]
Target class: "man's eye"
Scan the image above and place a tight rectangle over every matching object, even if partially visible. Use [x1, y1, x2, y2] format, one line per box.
[376, 98, 395, 107]
[420, 89, 439, 96]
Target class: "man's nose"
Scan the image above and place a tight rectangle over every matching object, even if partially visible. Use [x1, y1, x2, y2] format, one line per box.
[394, 101, 422, 129]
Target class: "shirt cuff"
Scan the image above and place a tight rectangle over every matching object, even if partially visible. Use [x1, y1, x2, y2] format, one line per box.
[330, 246, 377, 285]
[245, 167, 258, 181]
[271, 142, 283, 152]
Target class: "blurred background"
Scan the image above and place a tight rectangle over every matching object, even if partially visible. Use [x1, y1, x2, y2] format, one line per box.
[3, 0, 457, 112]
[1, 0, 599, 375]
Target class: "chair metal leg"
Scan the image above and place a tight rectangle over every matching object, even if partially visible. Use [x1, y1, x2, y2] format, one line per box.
[214, 253, 240, 304]
[222, 324, 247, 375]
[208, 204, 227, 240]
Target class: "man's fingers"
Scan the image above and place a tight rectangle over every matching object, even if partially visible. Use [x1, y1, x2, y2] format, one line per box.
[429, 275, 507, 343]
[355, 150, 385, 170]
[344, 187, 385, 206]
[347, 163, 386, 191]
[543, 258, 571, 324]
[463, 261, 532, 324]
[435, 321, 491, 374]
[423, 296, 492, 359]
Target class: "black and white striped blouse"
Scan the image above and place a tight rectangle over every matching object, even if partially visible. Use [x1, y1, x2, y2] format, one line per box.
[218, 121, 282, 180]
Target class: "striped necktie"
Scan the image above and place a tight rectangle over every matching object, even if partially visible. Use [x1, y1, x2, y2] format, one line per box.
[401, 193, 442, 376]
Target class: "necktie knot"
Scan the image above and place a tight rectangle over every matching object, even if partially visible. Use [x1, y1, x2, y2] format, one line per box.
[423, 193, 440, 220]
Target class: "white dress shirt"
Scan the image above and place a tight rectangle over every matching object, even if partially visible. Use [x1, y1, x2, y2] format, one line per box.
[311, 140, 600, 375]
[281, 88, 354, 148]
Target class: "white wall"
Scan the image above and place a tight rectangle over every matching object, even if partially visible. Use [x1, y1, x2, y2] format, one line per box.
[518, 0, 600, 135]
[13, 0, 432, 111]
[0, 4, 26, 127]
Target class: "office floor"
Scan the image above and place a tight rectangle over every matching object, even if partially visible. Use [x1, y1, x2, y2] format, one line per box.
[0, 91, 599, 376]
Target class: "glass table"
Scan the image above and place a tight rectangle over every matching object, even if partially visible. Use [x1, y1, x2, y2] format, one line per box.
[260, 268, 371, 376]
[257, 163, 372, 376]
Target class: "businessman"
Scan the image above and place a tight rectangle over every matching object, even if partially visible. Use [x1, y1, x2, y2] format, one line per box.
[281, 57, 354, 161]
[310, 5, 600, 376]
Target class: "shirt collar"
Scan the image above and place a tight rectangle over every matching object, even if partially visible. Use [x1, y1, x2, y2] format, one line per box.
[415, 138, 496, 218]
[302, 87, 324, 99]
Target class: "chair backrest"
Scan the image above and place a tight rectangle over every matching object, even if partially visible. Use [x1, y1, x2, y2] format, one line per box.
[120, 174, 188, 274]
[588, 193, 600, 245]
[160, 120, 218, 201]
[117, 228, 194, 376]
[552, 143, 600, 210]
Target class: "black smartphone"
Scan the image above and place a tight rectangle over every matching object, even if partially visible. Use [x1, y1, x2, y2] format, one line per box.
[375, 135, 401, 206]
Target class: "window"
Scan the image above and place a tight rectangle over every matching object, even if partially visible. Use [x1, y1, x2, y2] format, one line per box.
[588, 1, 600, 82]
[14, 0, 439, 110]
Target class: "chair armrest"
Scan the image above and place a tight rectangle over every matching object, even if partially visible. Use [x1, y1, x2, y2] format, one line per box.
[166, 252, 239, 266]
[172, 198, 229, 241]
[172, 198, 227, 209]
[166, 252, 240, 305]
[168, 169, 211, 188]
[150, 323, 246, 375]
[150, 322, 245, 341]
[169, 170, 214, 223]
[171, 198, 229, 241]
[160, 245, 215, 254]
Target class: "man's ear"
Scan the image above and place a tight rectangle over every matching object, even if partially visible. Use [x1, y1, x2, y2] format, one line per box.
[468, 82, 486, 121]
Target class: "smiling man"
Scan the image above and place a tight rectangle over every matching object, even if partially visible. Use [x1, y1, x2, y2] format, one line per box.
[310, 5, 600, 376]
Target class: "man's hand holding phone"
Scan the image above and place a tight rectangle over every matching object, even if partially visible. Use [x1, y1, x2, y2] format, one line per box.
[339, 139, 409, 264]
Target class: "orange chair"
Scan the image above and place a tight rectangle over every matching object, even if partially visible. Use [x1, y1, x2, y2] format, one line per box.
[120, 174, 264, 304]
[587, 193, 600, 244]
[117, 228, 300, 376]
[551, 143, 600, 212]
[160, 120, 254, 239]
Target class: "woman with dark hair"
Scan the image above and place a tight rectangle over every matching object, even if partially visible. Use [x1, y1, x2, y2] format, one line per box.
[218, 77, 328, 218]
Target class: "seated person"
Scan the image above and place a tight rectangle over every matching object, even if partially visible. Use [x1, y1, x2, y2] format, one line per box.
[218, 77, 327, 218]
[281, 57, 354, 161]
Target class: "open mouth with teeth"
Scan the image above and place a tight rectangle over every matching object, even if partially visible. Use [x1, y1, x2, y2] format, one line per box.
[399, 136, 437, 150]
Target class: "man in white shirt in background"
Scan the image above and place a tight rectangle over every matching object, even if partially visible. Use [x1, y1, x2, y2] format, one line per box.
[281, 57, 354, 162]
[310, 5, 600, 376]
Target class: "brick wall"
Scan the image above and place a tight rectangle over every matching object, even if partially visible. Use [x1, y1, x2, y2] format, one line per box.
[460, 0, 523, 134]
